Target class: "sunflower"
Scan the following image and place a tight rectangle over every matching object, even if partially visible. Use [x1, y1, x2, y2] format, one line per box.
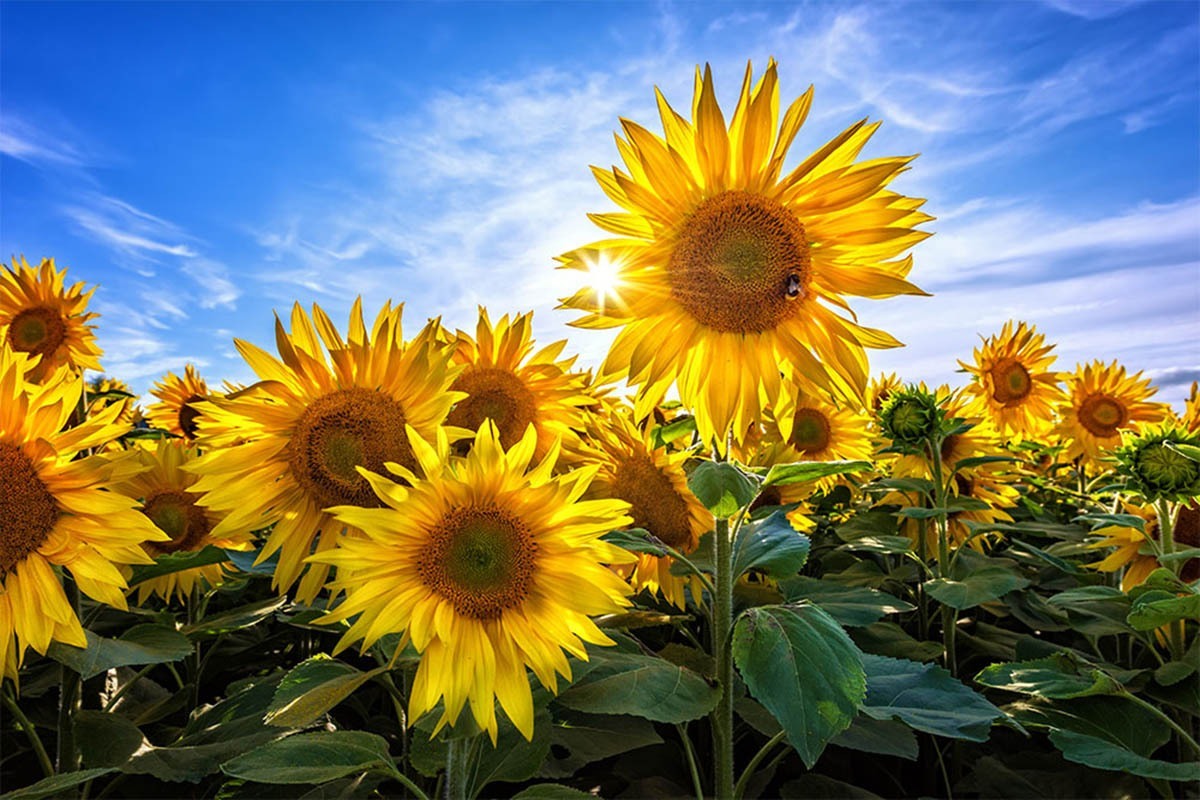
[86, 376, 138, 426]
[313, 421, 634, 743]
[959, 320, 1063, 439]
[1055, 360, 1166, 465]
[756, 382, 873, 493]
[114, 441, 253, 604]
[0, 346, 164, 679]
[866, 372, 904, 416]
[1182, 382, 1199, 434]
[146, 364, 214, 440]
[1087, 501, 1200, 588]
[585, 410, 712, 609]
[0, 256, 103, 382]
[445, 309, 593, 463]
[557, 60, 931, 448]
[187, 299, 463, 603]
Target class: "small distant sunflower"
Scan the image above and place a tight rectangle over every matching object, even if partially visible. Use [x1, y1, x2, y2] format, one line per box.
[557, 59, 931, 448]
[1056, 360, 1166, 464]
[866, 372, 904, 416]
[114, 441, 253, 604]
[314, 422, 634, 743]
[446, 309, 592, 462]
[960, 320, 1063, 438]
[0, 347, 164, 678]
[1088, 501, 1199, 588]
[86, 376, 137, 426]
[757, 383, 873, 492]
[1182, 382, 1199, 434]
[586, 411, 712, 609]
[188, 300, 463, 603]
[146, 364, 214, 440]
[0, 256, 103, 381]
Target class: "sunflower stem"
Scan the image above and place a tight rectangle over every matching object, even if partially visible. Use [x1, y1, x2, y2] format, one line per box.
[445, 735, 469, 800]
[928, 436, 957, 679]
[733, 729, 786, 800]
[1155, 499, 1178, 574]
[56, 579, 82, 774]
[712, 514, 736, 800]
[676, 723, 705, 800]
[3, 685, 55, 779]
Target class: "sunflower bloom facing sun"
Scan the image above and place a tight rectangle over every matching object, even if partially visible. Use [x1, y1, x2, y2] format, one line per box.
[757, 382, 873, 492]
[115, 440, 253, 604]
[313, 422, 634, 743]
[557, 59, 931, 448]
[0, 256, 103, 382]
[0, 346, 165, 678]
[960, 320, 1063, 439]
[1056, 360, 1167, 465]
[585, 410, 713, 609]
[187, 300, 463, 603]
[146, 364, 215, 440]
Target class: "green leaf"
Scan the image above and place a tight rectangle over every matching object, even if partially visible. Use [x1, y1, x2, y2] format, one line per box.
[602, 528, 668, 556]
[1049, 729, 1200, 781]
[181, 596, 288, 637]
[1127, 592, 1200, 630]
[830, 715, 918, 760]
[556, 652, 719, 723]
[0, 769, 117, 800]
[220, 731, 393, 784]
[127, 545, 230, 586]
[74, 710, 146, 768]
[838, 535, 913, 554]
[924, 567, 1029, 610]
[952, 455, 1018, 471]
[687, 461, 757, 517]
[732, 510, 810, 579]
[513, 786, 597, 800]
[861, 654, 1004, 741]
[469, 707, 553, 797]
[651, 415, 696, 448]
[1009, 696, 1170, 758]
[974, 654, 1124, 700]
[265, 655, 387, 727]
[540, 712, 662, 778]
[732, 603, 866, 768]
[1075, 512, 1146, 531]
[761, 460, 871, 487]
[1159, 546, 1200, 562]
[47, 624, 193, 680]
[850, 622, 944, 662]
[870, 477, 934, 494]
[1154, 660, 1196, 686]
[779, 577, 914, 627]
[835, 510, 899, 541]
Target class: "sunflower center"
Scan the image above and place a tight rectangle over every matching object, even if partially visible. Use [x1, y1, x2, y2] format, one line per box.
[289, 388, 413, 508]
[0, 442, 58, 575]
[448, 367, 538, 448]
[419, 505, 537, 619]
[142, 490, 210, 555]
[940, 434, 962, 464]
[612, 454, 697, 552]
[1078, 394, 1126, 438]
[178, 394, 205, 439]
[990, 359, 1032, 405]
[668, 190, 810, 334]
[6, 306, 67, 358]
[789, 408, 832, 454]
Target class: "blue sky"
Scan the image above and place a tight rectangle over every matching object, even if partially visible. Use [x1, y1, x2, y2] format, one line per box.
[2, 0, 1197, 407]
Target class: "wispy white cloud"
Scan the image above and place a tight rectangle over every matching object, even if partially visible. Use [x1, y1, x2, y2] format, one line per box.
[181, 258, 241, 309]
[0, 114, 90, 167]
[63, 194, 198, 261]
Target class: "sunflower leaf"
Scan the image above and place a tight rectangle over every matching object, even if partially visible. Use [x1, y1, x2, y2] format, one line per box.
[556, 652, 719, 723]
[760, 459, 872, 488]
[732, 510, 810, 579]
[126, 545, 230, 586]
[47, 624, 193, 680]
[265, 654, 387, 728]
[220, 730, 393, 784]
[687, 462, 758, 517]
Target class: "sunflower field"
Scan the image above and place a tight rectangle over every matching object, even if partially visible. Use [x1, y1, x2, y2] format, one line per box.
[1, 61, 1198, 800]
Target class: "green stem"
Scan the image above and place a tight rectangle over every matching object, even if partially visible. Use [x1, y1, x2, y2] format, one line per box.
[734, 729, 786, 800]
[387, 762, 431, 800]
[445, 735, 469, 800]
[57, 580, 82, 773]
[676, 723, 705, 800]
[3, 685, 55, 778]
[928, 437, 958, 678]
[712, 515, 735, 800]
[187, 584, 204, 708]
[1155, 499, 1178, 574]
[1122, 690, 1200, 758]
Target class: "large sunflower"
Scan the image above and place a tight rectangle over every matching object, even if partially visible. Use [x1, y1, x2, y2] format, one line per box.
[585, 410, 712, 609]
[114, 441, 253, 604]
[445, 309, 593, 462]
[0, 256, 103, 382]
[757, 382, 873, 492]
[313, 421, 634, 743]
[146, 364, 213, 440]
[0, 346, 164, 679]
[1055, 360, 1166, 464]
[188, 300, 462, 603]
[557, 60, 930, 448]
[959, 320, 1063, 439]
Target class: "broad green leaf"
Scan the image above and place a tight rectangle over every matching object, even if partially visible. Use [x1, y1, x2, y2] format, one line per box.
[469, 707, 553, 797]
[732, 603, 866, 768]
[975, 655, 1123, 700]
[181, 596, 288, 637]
[869, 477, 934, 494]
[48, 624, 193, 680]
[1046, 586, 1133, 635]
[732, 510, 810, 579]
[1127, 592, 1200, 630]
[1, 769, 117, 800]
[1154, 660, 1196, 686]
[779, 577, 914, 627]
[556, 652, 719, 723]
[952, 455, 1018, 471]
[265, 655, 386, 727]
[1049, 729, 1200, 781]
[540, 712, 662, 778]
[687, 461, 757, 517]
[220, 731, 393, 784]
[838, 535, 913, 554]
[513, 786, 597, 800]
[850, 622, 944, 662]
[127, 545, 230, 586]
[1159, 546, 1200, 563]
[1008, 696, 1169, 758]
[861, 654, 1003, 741]
[924, 567, 1029, 610]
[835, 510, 899, 541]
[602, 528, 668, 556]
[761, 460, 871, 487]
[652, 415, 696, 447]
[74, 710, 146, 768]
[829, 715, 918, 760]
[1075, 512, 1147, 530]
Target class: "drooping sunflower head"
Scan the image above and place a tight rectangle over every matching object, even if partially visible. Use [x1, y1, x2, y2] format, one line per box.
[0, 256, 103, 381]
[585, 410, 713, 609]
[959, 320, 1063, 438]
[557, 59, 931, 448]
[114, 440, 252, 604]
[445, 308, 593, 463]
[0, 346, 164, 673]
[314, 421, 634, 743]
[187, 298, 464, 603]
[146, 364, 214, 440]
[1115, 422, 1200, 502]
[1055, 360, 1167, 465]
